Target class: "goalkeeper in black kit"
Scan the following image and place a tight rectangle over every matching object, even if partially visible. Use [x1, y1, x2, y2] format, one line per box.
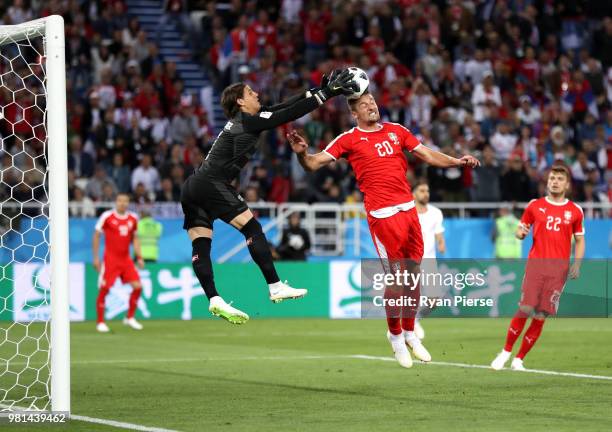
[181, 70, 358, 324]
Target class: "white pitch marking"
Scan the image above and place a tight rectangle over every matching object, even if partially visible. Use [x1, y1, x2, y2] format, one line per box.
[73, 354, 612, 381]
[69, 414, 180, 432]
[7, 354, 612, 381]
[9, 355, 348, 367]
[0, 403, 180, 432]
[348, 355, 612, 381]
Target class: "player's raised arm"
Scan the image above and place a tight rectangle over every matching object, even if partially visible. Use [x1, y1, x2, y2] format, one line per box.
[243, 70, 358, 133]
[264, 70, 342, 112]
[287, 130, 335, 172]
[412, 144, 480, 168]
[263, 92, 307, 112]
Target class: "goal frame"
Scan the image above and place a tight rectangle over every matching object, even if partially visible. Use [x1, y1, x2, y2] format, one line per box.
[0, 15, 70, 413]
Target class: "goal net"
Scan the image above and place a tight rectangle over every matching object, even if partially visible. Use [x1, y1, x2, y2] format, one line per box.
[0, 16, 69, 413]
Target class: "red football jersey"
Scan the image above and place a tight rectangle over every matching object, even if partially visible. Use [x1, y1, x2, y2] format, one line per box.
[324, 122, 421, 213]
[520, 197, 584, 259]
[95, 210, 139, 261]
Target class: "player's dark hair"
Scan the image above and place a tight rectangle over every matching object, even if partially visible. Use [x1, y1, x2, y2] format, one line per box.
[550, 163, 571, 181]
[412, 178, 429, 190]
[221, 82, 246, 119]
[347, 91, 370, 112]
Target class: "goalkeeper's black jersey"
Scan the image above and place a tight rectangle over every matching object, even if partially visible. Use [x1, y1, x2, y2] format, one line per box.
[197, 92, 320, 182]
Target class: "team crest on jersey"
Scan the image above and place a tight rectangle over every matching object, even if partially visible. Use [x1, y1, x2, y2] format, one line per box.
[388, 133, 399, 145]
[564, 210, 572, 224]
[224, 121, 233, 131]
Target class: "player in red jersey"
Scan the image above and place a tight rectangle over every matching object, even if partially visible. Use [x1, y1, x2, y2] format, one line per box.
[491, 164, 585, 371]
[288, 92, 479, 368]
[92, 193, 145, 333]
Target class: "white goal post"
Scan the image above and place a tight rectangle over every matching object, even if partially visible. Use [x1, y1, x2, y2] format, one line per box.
[0, 15, 69, 413]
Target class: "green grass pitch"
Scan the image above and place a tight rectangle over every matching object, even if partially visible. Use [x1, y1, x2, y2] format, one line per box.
[2, 318, 612, 431]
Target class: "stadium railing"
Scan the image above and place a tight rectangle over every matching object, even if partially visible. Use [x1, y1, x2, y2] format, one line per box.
[3, 201, 608, 219]
[2, 201, 609, 258]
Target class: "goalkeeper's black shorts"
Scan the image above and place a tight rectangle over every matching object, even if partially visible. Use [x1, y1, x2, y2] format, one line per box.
[180, 173, 248, 230]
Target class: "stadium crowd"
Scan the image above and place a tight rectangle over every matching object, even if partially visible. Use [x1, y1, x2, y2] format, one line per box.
[0, 0, 611, 218]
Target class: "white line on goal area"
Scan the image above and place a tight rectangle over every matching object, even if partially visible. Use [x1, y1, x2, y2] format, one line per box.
[0, 403, 179, 432]
[11, 353, 612, 381]
[349, 355, 612, 381]
[14, 353, 611, 381]
[9, 355, 348, 367]
[70, 414, 180, 432]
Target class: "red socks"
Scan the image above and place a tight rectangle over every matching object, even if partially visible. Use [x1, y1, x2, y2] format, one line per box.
[384, 287, 402, 335]
[96, 286, 110, 324]
[383, 261, 420, 335]
[127, 287, 142, 319]
[504, 316, 528, 352]
[401, 317, 415, 332]
[516, 318, 545, 360]
[503, 310, 546, 360]
[97, 285, 142, 322]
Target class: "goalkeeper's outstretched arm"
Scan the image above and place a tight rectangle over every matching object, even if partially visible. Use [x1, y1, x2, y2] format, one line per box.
[287, 130, 334, 172]
[264, 92, 308, 112]
[244, 70, 358, 133]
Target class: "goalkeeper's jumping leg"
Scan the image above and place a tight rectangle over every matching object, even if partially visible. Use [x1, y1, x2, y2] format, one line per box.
[236, 216, 307, 303]
[191, 234, 249, 324]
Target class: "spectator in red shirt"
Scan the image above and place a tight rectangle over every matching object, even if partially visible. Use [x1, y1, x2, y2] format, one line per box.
[303, 9, 328, 69]
[250, 10, 277, 56]
[275, 31, 296, 64]
[517, 46, 540, 84]
[229, 15, 258, 63]
[133, 81, 162, 118]
[373, 52, 411, 90]
[362, 24, 385, 65]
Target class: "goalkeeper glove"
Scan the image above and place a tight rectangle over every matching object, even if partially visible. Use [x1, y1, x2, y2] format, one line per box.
[314, 69, 359, 103]
[307, 69, 339, 97]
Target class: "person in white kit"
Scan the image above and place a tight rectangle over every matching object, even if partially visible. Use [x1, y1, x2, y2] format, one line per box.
[413, 180, 446, 340]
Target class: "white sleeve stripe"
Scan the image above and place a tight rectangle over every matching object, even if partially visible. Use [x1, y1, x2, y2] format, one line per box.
[410, 143, 423, 152]
[95, 210, 112, 232]
[388, 122, 410, 132]
[572, 202, 584, 234]
[573, 202, 585, 216]
[324, 128, 353, 152]
[322, 150, 337, 160]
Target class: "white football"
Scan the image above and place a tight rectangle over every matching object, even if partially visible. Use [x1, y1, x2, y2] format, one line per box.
[346, 67, 370, 99]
